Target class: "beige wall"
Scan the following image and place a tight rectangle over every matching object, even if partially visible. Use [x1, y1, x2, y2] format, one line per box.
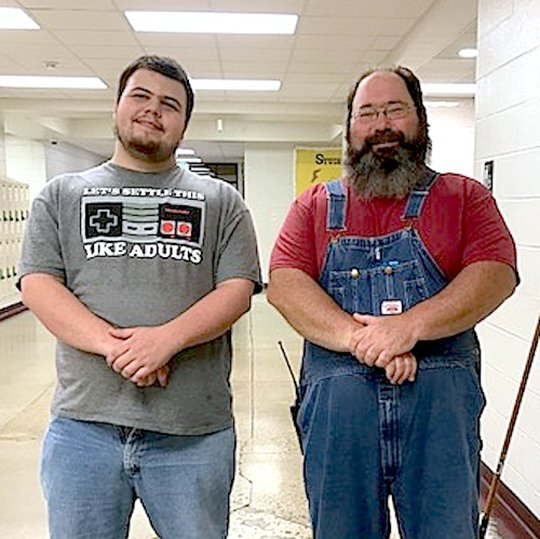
[5, 135, 47, 202]
[0, 126, 6, 178]
[428, 99, 475, 177]
[476, 0, 540, 519]
[244, 142, 295, 283]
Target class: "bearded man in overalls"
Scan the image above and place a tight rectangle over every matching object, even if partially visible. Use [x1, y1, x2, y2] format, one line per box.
[268, 66, 517, 539]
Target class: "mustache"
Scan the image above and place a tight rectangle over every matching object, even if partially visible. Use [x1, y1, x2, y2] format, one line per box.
[365, 129, 404, 146]
[134, 115, 164, 131]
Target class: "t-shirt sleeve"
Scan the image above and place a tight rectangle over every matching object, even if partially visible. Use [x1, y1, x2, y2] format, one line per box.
[214, 187, 261, 291]
[17, 180, 65, 288]
[269, 189, 319, 280]
[461, 180, 517, 272]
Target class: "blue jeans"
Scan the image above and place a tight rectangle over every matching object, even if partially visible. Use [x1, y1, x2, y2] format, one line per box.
[41, 416, 235, 539]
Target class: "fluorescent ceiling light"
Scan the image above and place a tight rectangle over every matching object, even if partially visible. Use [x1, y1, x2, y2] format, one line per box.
[0, 76, 107, 89]
[458, 48, 478, 59]
[422, 83, 476, 96]
[175, 148, 195, 156]
[180, 157, 202, 163]
[125, 11, 298, 34]
[0, 7, 40, 29]
[425, 101, 460, 108]
[193, 79, 281, 91]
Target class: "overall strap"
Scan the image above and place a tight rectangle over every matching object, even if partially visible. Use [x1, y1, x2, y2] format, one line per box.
[402, 168, 440, 219]
[324, 179, 347, 231]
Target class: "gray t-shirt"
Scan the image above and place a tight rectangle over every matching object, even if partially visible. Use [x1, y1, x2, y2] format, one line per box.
[19, 162, 261, 435]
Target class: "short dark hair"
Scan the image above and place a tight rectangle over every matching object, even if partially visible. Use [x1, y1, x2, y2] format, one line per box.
[116, 55, 195, 126]
[345, 66, 431, 163]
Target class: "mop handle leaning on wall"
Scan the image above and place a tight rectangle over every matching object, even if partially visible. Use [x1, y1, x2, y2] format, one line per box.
[277, 340, 299, 395]
[479, 314, 540, 539]
[277, 341, 303, 452]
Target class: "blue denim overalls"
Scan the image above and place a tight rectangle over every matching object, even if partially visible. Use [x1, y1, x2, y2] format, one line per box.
[297, 172, 485, 538]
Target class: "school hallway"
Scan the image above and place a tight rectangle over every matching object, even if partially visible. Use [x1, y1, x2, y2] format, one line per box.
[0, 293, 504, 539]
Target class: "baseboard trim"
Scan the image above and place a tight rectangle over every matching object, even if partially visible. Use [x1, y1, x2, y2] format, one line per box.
[480, 461, 540, 538]
[0, 302, 27, 322]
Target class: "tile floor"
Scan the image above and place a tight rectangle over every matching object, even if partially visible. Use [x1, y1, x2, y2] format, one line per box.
[0, 294, 502, 538]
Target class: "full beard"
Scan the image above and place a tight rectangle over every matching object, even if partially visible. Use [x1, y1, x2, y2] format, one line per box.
[114, 124, 178, 164]
[344, 130, 426, 199]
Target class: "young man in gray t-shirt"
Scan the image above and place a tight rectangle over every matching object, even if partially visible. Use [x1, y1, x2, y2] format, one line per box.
[18, 55, 260, 539]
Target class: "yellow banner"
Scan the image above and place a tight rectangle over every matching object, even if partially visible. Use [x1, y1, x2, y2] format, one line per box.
[295, 148, 342, 196]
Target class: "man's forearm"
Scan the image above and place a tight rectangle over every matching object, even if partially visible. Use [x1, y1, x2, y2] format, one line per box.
[20, 273, 114, 356]
[404, 261, 517, 342]
[160, 278, 255, 353]
[267, 267, 357, 352]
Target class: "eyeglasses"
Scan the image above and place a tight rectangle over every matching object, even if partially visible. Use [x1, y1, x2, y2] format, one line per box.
[352, 102, 412, 124]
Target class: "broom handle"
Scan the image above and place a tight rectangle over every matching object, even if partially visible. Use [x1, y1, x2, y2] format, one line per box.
[479, 314, 540, 538]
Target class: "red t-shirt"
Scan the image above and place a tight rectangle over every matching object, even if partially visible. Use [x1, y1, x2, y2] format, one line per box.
[270, 173, 517, 281]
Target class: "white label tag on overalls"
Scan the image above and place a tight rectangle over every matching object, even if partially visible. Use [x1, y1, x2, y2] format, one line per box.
[381, 300, 403, 315]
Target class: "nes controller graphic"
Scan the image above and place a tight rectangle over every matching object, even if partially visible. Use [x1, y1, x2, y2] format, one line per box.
[81, 195, 205, 247]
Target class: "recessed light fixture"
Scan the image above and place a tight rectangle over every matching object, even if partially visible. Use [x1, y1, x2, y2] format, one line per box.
[125, 11, 298, 34]
[458, 48, 478, 59]
[192, 79, 281, 91]
[0, 7, 40, 30]
[421, 83, 476, 96]
[0, 76, 107, 89]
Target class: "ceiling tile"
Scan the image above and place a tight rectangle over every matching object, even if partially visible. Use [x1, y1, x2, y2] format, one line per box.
[303, 0, 433, 18]
[139, 46, 220, 62]
[294, 34, 375, 51]
[83, 58, 142, 74]
[52, 29, 139, 46]
[286, 61, 358, 75]
[135, 33, 218, 49]
[221, 62, 286, 77]
[352, 51, 390, 65]
[298, 16, 417, 36]
[28, 9, 129, 30]
[0, 30, 58, 45]
[279, 81, 340, 98]
[371, 35, 403, 51]
[0, 42, 74, 59]
[67, 45, 145, 59]
[416, 59, 475, 83]
[283, 73, 349, 84]
[291, 48, 364, 63]
[141, 57, 223, 79]
[220, 48, 291, 63]
[216, 35, 294, 49]
[209, 0, 303, 13]
[0, 56, 25, 72]
[114, 0, 212, 9]
[19, 0, 116, 8]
